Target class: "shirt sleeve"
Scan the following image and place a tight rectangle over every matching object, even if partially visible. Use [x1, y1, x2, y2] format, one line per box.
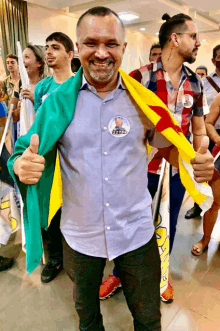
[34, 81, 43, 112]
[193, 81, 209, 116]
[2, 79, 7, 95]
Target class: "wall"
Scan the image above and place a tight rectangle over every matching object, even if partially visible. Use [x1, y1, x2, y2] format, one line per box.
[28, 4, 78, 47]
[27, 3, 156, 73]
[27, 3, 220, 75]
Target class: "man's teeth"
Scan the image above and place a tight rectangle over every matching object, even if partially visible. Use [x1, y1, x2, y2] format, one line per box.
[93, 62, 110, 66]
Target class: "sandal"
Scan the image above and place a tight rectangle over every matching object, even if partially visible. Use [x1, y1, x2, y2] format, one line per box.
[191, 240, 208, 256]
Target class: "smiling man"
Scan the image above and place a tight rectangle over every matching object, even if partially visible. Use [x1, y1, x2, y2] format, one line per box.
[8, 7, 214, 331]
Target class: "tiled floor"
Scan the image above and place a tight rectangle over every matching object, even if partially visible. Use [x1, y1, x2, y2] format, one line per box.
[1, 194, 220, 331]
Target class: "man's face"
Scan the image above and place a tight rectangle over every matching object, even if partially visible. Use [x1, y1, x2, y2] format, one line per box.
[212, 49, 220, 70]
[149, 47, 161, 62]
[45, 40, 73, 69]
[76, 14, 127, 88]
[196, 68, 207, 78]
[6, 58, 18, 73]
[176, 20, 201, 64]
[115, 118, 122, 127]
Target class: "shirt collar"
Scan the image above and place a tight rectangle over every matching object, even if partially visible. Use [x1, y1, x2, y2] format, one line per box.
[152, 57, 192, 77]
[211, 70, 220, 78]
[80, 72, 126, 92]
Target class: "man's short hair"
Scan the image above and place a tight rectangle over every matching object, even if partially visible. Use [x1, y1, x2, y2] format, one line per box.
[196, 65, 208, 75]
[46, 32, 74, 53]
[213, 45, 220, 59]
[149, 43, 161, 55]
[76, 6, 125, 40]
[159, 13, 193, 49]
[6, 54, 18, 63]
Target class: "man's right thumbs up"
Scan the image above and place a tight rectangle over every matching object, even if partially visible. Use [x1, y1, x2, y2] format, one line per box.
[13, 134, 45, 185]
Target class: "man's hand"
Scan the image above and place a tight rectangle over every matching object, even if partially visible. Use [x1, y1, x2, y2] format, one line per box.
[13, 134, 45, 185]
[191, 136, 214, 183]
[12, 101, 21, 123]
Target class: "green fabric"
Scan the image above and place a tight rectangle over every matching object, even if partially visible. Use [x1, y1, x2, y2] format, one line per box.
[34, 76, 61, 112]
[0, 0, 28, 74]
[7, 67, 83, 273]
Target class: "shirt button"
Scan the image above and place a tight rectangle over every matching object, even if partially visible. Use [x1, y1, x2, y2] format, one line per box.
[107, 226, 110, 230]
[105, 177, 108, 181]
[103, 126, 107, 130]
[106, 203, 109, 207]
[104, 151, 108, 155]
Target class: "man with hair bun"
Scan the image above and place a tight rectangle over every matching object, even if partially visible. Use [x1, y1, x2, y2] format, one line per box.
[130, 12, 209, 303]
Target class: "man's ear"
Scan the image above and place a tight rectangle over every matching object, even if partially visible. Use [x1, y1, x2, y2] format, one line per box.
[68, 51, 74, 60]
[76, 42, 80, 54]
[170, 33, 179, 47]
[212, 58, 216, 66]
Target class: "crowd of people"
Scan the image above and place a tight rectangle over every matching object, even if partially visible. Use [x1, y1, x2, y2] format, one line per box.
[0, 6, 219, 330]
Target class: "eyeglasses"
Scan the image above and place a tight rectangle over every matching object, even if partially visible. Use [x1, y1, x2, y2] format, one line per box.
[175, 32, 200, 42]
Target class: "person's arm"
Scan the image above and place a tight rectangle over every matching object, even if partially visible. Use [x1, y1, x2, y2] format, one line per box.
[10, 97, 20, 122]
[191, 115, 206, 151]
[205, 93, 220, 146]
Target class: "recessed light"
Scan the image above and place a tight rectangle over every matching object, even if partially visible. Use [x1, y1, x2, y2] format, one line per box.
[155, 32, 159, 35]
[202, 39, 206, 42]
[118, 12, 139, 22]
[140, 28, 145, 31]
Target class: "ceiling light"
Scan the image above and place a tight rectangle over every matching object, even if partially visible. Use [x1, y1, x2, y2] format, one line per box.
[140, 28, 145, 31]
[202, 39, 206, 42]
[118, 12, 139, 22]
[155, 32, 159, 35]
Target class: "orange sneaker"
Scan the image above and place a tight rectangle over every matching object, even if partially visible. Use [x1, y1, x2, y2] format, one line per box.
[160, 281, 174, 303]
[99, 274, 122, 300]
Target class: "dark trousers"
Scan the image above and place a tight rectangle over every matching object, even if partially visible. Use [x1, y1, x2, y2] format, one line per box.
[148, 171, 185, 253]
[42, 208, 63, 263]
[63, 233, 161, 331]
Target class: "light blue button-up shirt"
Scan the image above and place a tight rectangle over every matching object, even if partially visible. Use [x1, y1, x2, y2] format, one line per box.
[58, 74, 170, 260]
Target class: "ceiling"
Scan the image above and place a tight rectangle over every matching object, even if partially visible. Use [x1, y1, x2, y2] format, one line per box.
[26, 0, 220, 44]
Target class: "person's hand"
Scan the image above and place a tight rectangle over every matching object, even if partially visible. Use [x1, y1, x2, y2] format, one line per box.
[191, 136, 214, 183]
[21, 88, 34, 103]
[13, 134, 45, 185]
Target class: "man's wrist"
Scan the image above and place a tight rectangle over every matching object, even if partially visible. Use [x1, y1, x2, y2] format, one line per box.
[13, 157, 21, 176]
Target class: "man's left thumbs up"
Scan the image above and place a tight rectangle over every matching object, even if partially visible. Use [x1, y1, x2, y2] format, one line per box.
[191, 136, 214, 183]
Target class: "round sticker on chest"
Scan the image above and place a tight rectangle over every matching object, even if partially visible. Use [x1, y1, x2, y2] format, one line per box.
[182, 94, 193, 108]
[108, 116, 130, 138]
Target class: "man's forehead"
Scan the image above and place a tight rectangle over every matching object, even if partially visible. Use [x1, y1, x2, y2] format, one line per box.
[46, 40, 62, 46]
[185, 20, 197, 32]
[151, 48, 161, 54]
[78, 14, 123, 38]
[215, 49, 220, 58]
